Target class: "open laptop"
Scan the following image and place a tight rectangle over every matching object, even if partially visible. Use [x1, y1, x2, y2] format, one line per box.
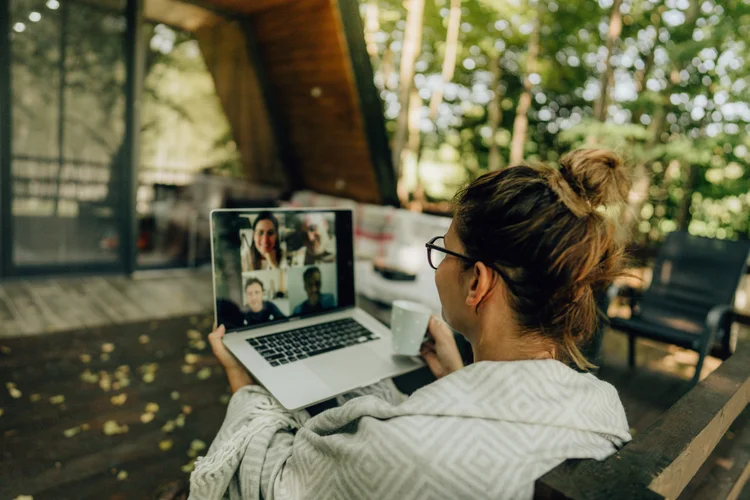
[210, 208, 424, 411]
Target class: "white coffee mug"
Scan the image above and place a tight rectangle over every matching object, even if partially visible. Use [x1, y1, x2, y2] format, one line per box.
[390, 300, 432, 356]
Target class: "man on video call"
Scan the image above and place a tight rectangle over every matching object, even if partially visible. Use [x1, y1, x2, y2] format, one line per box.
[244, 278, 286, 325]
[299, 213, 336, 265]
[293, 266, 336, 315]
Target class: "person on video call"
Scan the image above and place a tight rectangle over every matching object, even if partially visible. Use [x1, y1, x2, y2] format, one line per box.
[292, 266, 336, 315]
[243, 278, 286, 325]
[294, 213, 336, 265]
[242, 211, 286, 271]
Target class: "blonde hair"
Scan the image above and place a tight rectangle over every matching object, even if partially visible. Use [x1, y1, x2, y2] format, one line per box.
[454, 149, 630, 370]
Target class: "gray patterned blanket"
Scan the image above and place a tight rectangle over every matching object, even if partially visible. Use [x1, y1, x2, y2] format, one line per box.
[190, 360, 630, 499]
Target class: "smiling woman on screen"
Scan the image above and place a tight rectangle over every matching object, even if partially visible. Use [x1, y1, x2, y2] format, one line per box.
[192, 149, 632, 500]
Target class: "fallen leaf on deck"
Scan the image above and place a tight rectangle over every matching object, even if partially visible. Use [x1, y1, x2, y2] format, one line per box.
[170, 391, 180, 400]
[162, 420, 176, 433]
[111, 393, 128, 406]
[159, 439, 173, 451]
[220, 394, 230, 405]
[49, 395, 65, 405]
[0, 408, 4, 417]
[0, 346, 11, 354]
[190, 316, 198, 325]
[12, 495, 33, 500]
[5, 429, 19, 438]
[99, 372, 112, 392]
[101, 343, 115, 353]
[100, 353, 110, 361]
[79, 354, 92, 363]
[140, 412, 155, 424]
[29, 393, 41, 402]
[190, 439, 206, 452]
[140, 363, 158, 373]
[102, 420, 129, 435]
[138, 335, 150, 345]
[182, 405, 192, 415]
[7, 386, 21, 399]
[181, 365, 195, 374]
[145, 402, 159, 413]
[181, 460, 196, 473]
[81, 423, 90, 430]
[189, 340, 207, 351]
[63, 427, 82, 438]
[116, 470, 128, 480]
[175, 414, 186, 428]
[143, 373, 155, 383]
[80, 370, 99, 384]
[184, 353, 199, 365]
[187, 329, 201, 340]
[196, 367, 211, 380]
[114, 367, 131, 388]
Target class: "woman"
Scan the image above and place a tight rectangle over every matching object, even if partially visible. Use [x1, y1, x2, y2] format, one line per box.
[192, 149, 632, 499]
[242, 211, 285, 271]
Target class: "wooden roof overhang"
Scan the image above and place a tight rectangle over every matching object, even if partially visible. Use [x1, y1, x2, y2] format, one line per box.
[146, 0, 398, 206]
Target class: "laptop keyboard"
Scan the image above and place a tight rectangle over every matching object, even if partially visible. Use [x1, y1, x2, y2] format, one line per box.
[246, 318, 379, 367]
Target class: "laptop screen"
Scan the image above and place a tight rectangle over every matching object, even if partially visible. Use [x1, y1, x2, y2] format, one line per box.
[210, 208, 356, 332]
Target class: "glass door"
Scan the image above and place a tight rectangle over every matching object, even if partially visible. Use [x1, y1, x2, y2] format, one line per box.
[6, 0, 130, 274]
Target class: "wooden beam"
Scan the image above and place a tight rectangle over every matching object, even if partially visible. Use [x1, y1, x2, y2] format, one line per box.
[202, 0, 297, 15]
[144, 0, 224, 31]
[335, 0, 399, 207]
[537, 342, 750, 499]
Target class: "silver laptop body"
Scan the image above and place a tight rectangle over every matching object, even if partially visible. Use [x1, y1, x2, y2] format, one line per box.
[210, 207, 423, 411]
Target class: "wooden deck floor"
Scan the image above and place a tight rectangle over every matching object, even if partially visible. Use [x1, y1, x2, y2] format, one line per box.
[0, 270, 214, 338]
[0, 271, 748, 498]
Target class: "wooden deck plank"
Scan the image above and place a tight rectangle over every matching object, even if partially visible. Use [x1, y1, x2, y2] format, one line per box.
[104, 276, 172, 320]
[0, 285, 30, 335]
[25, 279, 87, 331]
[78, 277, 146, 323]
[1, 281, 56, 335]
[58, 279, 116, 328]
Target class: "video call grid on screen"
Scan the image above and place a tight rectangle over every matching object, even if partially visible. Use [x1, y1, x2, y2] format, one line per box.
[211, 209, 355, 332]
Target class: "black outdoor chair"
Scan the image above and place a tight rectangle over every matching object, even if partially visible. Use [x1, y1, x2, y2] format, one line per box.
[608, 231, 750, 385]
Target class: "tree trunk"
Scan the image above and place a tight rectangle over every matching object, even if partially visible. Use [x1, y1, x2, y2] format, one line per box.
[427, 0, 462, 121]
[488, 52, 503, 171]
[594, 0, 623, 122]
[391, 0, 426, 183]
[509, 1, 541, 166]
[380, 47, 394, 91]
[405, 87, 425, 210]
[364, 1, 380, 63]
[677, 163, 697, 231]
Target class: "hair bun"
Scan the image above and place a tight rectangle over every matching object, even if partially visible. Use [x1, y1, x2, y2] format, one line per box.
[558, 149, 630, 209]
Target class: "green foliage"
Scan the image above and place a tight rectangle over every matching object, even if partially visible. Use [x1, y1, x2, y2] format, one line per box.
[366, 0, 750, 244]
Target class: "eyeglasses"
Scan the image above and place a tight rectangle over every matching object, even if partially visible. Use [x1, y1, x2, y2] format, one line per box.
[425, 236, 477, 270]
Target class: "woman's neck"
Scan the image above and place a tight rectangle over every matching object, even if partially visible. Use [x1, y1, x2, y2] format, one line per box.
[471, 311, 553, 363]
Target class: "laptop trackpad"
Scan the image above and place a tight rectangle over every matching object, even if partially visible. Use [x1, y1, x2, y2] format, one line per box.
[308, 348, 391, 388]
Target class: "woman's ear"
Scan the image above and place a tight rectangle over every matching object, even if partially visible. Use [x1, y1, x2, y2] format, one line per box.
[465, 262, 495, 310]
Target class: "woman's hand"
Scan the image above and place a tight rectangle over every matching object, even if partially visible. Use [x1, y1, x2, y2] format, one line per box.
[208, 325, 255, 393]
[420, 316, 464, 379]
